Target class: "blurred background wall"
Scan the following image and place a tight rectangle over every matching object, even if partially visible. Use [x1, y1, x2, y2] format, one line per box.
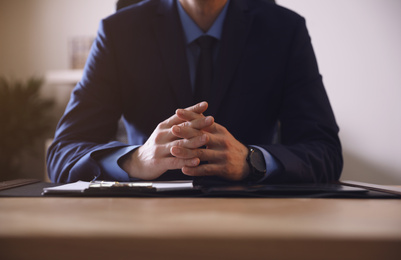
[279, 0, 401, 184]
[0, 0, 117, 181]
[0, 0, 116, 78]
[0, 0, 400, 184]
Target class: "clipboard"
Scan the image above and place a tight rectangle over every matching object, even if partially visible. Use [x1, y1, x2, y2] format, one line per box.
[41, 180, 372, 198]
[41, 180, 198, 196]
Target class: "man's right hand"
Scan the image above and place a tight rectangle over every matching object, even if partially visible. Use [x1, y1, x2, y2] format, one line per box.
[121, 102, 214, 180]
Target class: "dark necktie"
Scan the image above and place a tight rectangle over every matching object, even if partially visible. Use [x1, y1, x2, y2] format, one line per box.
[194, 36, 216, 103]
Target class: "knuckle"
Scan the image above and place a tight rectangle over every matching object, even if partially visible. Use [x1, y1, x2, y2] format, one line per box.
[187, 158, 198, 167]
[195, 119, 205, 129]
[175, 139, 184, 147]
[203, 164, 213, 175]
[222, 139, 230, 148]
[157, 121, 166, 129]
[196, 148, 204, 158]
[154, 145, 165, 155]
[220, 151, 229, 161]
[196, 135, 206, 146]
[171, 159, 182, 169]
[153, 133, 164, 143]
[216, 125, 227, 135]
[220, 164, 229, 173]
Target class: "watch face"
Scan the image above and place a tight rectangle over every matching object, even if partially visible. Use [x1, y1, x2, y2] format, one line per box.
[250, 149, 266, 173]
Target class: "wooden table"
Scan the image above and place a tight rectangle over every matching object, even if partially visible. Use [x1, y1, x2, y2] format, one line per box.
[0, 197, 400, 260]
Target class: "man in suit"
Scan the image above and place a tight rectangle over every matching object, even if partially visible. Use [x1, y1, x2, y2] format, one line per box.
[47, 0, 343, 184]
[116, 0, 143, 10]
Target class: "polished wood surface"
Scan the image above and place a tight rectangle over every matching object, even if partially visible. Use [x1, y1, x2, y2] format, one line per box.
[1, 197, 400, 260]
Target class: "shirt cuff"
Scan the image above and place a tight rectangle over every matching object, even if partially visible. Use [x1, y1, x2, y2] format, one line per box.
[251, 145, 282, 182]
[98, 145, 140, 181]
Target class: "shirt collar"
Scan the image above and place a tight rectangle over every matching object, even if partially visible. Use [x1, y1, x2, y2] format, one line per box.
[177, 0, 230, 44]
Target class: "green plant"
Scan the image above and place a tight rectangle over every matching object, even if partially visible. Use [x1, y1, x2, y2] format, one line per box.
[0, 77, 54, 180]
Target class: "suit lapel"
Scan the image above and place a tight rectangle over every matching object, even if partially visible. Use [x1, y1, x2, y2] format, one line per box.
[208, 0, 252, 117]
[153, 0, 194, 109]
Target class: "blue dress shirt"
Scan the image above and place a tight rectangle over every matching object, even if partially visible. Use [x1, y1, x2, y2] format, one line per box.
[176, 0, 229, 90]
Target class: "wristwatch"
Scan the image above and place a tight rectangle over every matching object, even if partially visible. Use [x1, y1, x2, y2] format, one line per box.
[244, 146, 267, 183]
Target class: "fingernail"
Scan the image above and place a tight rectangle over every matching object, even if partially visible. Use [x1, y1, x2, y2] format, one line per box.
[206, 116, 213, 124]
[192, 158, 199, 165]
[173, 125, 180, 133]
[172, 147, 181, 155]
[176, 109, 184, 115]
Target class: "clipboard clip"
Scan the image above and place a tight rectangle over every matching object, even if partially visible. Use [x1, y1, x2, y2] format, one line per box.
[89, 181, 154, 190]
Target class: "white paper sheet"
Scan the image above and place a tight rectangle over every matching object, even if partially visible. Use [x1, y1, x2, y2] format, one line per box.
[43, 180, 194, 194]
[43, 181, 90, 193]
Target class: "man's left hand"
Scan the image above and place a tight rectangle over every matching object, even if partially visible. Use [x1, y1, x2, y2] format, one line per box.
[170, 105, 250, 181]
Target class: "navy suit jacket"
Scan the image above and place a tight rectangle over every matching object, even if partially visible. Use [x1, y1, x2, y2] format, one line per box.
[47, 0, 343, 183]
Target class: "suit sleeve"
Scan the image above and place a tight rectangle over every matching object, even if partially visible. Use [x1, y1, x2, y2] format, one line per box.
[262, 17, 343, 183]
[46, 19, 131, 183]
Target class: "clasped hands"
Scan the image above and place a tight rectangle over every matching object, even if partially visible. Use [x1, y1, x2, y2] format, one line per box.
[122, 102, 250, 181]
